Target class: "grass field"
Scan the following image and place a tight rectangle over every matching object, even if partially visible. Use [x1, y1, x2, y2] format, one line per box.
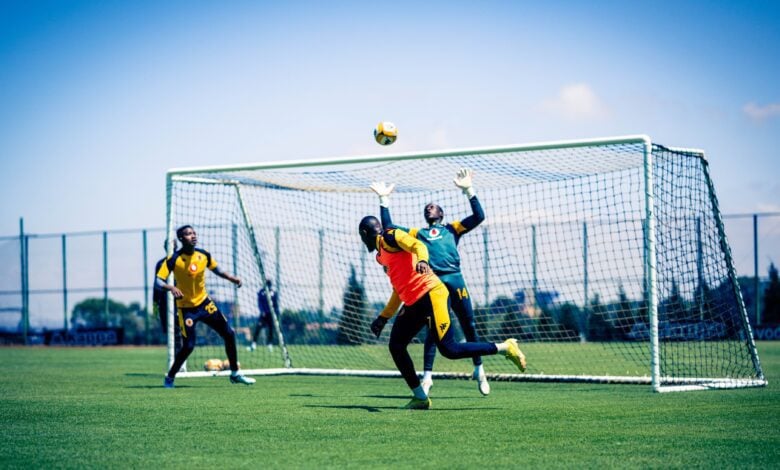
[2, 343, 779, 469]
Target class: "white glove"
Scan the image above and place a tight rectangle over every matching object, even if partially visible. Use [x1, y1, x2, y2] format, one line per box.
[453, 168, 475, 198]
[370, 182, 395, 207]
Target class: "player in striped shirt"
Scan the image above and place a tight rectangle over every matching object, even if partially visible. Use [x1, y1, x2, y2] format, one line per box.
[359, 216, 526, 409]
[156, 225, 255, 388]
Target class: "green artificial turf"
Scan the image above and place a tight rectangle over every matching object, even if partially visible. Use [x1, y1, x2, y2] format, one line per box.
[1, 343, 778, 468]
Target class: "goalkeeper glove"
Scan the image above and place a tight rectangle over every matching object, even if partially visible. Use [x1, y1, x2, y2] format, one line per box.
[453, 168, 476, 198]
[370, 182, 396, 207]
[370, 316, 388, 338]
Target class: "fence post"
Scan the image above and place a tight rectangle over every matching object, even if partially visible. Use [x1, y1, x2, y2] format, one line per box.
[142, 229, 149, 344]
[19, 218, 28, 345]
[482, 227, 490, 307]
[754, 214, 760, 325]
[696, 217, 704, 321]
[318, 229, 324, 322]
[62, 234, 68, 331]
[582, 222, 588, 342]
[103, 231, 109, 326]
[231, 223, 239, 328]
[275, 226, 281, 306]
[532, 224, 538, 306]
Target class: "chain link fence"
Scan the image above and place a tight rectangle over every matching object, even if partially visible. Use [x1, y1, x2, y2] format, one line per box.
[1, 213, 778, 344]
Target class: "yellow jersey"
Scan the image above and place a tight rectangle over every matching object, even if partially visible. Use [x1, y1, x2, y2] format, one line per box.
[156, 248, 218, 308]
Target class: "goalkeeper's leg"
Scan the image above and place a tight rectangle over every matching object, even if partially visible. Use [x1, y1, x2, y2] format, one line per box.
[443, 275, 489, 395]
[428, 283, 497, 359]
[421, 330, 436, 394]
[427, 284, 523, 371]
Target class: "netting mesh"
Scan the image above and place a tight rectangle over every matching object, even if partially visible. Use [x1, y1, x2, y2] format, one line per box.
[167, 140, 763, 388]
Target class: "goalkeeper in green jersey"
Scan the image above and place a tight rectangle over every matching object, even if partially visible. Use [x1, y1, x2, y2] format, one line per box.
[371, 168, 490, 396]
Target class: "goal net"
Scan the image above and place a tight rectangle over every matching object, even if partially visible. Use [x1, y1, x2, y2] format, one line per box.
[165, 135, 765, 392]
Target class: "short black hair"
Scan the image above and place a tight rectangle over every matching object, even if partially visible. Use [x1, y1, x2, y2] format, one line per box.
[358, 216, 382, 252]
[176, 225, 193, 241]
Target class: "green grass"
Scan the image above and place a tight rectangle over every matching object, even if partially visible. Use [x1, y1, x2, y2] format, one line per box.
[1, 343, 779, 469]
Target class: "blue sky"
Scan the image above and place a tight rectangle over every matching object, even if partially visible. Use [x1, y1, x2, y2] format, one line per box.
[0, 0, 778, 236]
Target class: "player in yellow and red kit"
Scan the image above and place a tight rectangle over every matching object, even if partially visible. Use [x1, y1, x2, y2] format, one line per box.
[358, 216, 526, 409]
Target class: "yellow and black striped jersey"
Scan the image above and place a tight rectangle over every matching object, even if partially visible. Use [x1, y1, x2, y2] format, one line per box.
[156, 248, 218, 308]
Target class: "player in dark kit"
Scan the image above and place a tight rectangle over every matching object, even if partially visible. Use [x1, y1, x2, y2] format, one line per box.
[248, 279, 278, 352]
[153, 240, 181, 354]
[358, 215, 526, 410]
[371, 168, 489, 395]
[156, 225, 255, 388]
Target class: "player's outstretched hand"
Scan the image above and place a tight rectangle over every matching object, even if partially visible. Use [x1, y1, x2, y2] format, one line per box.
[170, 286, 184, 299]
[370, 316, 388, 338]
[453, 168, 475, 197]
[416, 260, 431, 275]
[370, 182, 395, 207]
[370, 182, 395, 197]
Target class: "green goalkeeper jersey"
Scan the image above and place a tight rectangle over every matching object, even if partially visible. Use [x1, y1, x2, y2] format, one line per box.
[380, 196, 484, 275]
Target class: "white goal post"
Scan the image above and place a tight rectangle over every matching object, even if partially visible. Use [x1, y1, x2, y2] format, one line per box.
[164, 135, 766, 392]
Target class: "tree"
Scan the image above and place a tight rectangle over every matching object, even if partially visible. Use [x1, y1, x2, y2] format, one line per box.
[693, 279, 716, 322]
[660, 280, 688, 323]
[612, 284, 635, 337]
[491, 296, 528, 340]
[556, 302, 583, 339]
[737, 275, 759, 325]
[536, 307, 560, 340]
[280, 309, 314, 345]
[762, 263, 780, 324]
[70, 297, 144, 344]
[587, 294, 613, 341]
[337, 266, 368, 345]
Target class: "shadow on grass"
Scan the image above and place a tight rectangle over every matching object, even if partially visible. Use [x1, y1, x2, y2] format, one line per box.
[304, 404, 502, 413]
[125, 385, 195, 389]
[362, 394, 488, 401]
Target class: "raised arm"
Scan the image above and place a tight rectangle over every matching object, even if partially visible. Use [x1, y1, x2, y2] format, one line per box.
[371, 182, 396, 228]
[452, 168, 485, 233]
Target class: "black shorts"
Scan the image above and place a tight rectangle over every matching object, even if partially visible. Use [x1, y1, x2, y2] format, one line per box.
[177, 298, 229, 339]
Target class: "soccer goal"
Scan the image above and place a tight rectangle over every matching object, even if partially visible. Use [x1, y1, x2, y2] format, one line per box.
[164, 135, 766, 392]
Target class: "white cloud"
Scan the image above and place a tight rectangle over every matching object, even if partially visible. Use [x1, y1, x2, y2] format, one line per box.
[756, 202, 780, 213]
[541, 83, 609, 120]
[743, 102, 780, 122]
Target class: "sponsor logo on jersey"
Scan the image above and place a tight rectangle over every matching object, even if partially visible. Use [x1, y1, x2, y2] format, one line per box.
[427, 227, 443, 241]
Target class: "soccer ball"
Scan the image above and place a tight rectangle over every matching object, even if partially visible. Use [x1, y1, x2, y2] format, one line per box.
[374, 121, 397, 146]
[204, 358, 223, 372]
[221, 359, 240, 371]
